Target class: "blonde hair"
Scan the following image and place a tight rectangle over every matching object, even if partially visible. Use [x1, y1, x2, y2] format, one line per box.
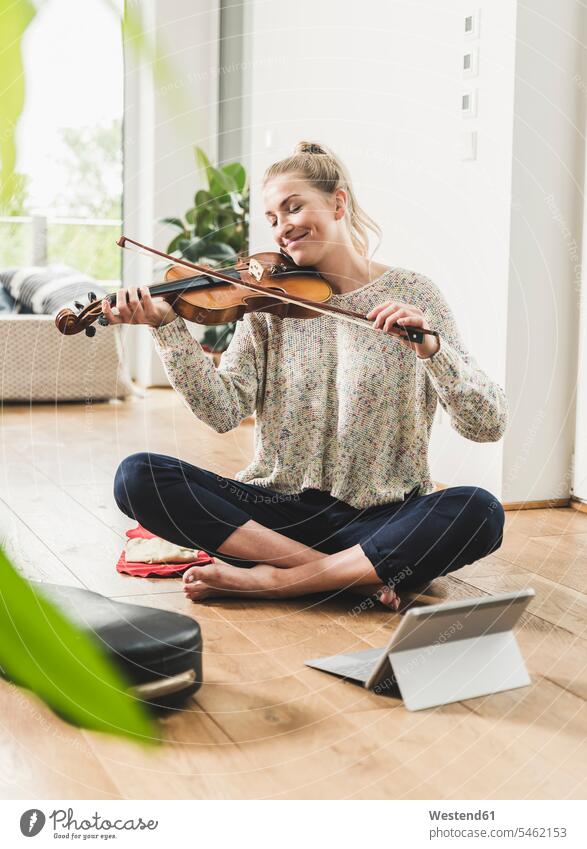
[262, 140, 382, 258]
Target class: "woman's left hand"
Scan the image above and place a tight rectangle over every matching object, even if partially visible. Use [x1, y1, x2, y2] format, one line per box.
[366, 300, 440, 359]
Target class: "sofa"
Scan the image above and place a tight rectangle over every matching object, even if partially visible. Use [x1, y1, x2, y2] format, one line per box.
[0, 266, 131, 403]
[0, 315, 132, 402]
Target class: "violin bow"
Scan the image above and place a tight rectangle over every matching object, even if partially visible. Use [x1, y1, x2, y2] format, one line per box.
[117, 235, 439, 344]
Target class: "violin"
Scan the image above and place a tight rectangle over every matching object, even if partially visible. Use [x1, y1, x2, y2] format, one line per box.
[55, 235, 440, 345]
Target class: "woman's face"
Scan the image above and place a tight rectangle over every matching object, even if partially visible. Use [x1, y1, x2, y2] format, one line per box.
[262, 173, 346, 266]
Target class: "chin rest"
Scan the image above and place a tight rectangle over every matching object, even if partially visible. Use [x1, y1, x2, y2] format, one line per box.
[31, 582, 203, 708]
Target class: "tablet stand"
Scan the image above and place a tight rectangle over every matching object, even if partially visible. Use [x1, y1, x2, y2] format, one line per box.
[374, 630, 531, 711]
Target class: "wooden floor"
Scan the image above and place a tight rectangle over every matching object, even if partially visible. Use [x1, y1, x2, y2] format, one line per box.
[1, 389, 586, 800]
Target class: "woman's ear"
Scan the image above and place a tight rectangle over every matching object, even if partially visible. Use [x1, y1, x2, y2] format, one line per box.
[334, 188, 348, 220]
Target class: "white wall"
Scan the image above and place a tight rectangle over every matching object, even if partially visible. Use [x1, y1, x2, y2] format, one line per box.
[503, 0, 584, 503]
[247, 0, 517, 498]
[575, 103, 587, 502]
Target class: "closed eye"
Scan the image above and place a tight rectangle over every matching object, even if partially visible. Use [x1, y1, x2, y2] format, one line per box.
[267, 205, 303, 227]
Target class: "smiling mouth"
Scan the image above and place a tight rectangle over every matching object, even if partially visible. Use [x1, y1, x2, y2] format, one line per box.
[286, 232, 309, 247]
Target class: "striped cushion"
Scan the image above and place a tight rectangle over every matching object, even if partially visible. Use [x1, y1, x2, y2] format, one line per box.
[0, 282, 17, 313]
[0, 265, 110, 316]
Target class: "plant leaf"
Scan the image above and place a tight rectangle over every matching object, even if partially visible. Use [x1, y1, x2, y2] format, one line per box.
[0, 0, 36, 209]
[228, 192, 245, 216]
[180, 239, 236, 263]
[194, 145, 212, 174]
[195, 189, 212, 209]
[207, 166, 237, 199]
[166, 232, 188, 254]
[221, 162, 246, 193]
[199, 242, 237, 261]
[179, 239, 209, 262]
[0, 547, 156, 743]
[197, 208, 219, 237]
[160, 217, 186, 231]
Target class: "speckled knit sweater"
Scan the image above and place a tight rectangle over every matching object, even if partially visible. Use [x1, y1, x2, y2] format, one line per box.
[150, 267, 508, 509]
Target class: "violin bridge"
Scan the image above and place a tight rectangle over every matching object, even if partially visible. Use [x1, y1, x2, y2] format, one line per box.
[248, 258, 265, 282]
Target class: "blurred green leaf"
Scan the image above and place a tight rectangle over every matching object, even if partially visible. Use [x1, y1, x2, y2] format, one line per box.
[201, 242, 237, 261]
[0, 0, 36, 209]
[206, 166, 236, 200]
[180, 238, 236, 263]
[228, 191, 245, 216]
[160, 217, 186, 231]
[221, 162, 246, 193]
[194, 189, 212, 209]
[0, 547, 156, 743]
[191, 208, 214, 238]
[203, 323, 236, 352]
[166, 232, 188, 254]
[194, 146, 212, 174]
[180, 239, 236, 262]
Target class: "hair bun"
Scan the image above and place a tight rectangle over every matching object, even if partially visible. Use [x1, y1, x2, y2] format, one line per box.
[296, 141, 326, 155]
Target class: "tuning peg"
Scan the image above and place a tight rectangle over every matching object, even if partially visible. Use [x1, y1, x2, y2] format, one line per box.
[98, 314, 109, 327]
[87, 291, 97, 302]
[85, 326, 97, 338]
[74, 301, 84, 311]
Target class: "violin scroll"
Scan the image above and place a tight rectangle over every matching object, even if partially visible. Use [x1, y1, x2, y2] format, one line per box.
[55, 292, 108, 337]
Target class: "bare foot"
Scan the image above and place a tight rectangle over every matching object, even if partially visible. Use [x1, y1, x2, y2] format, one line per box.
[182, 580, 247, 601]
[377, 585, 401, 610]
[182, 561, 278, 602]
[182, 560, 401, 609]
[351, 582, 401, 610]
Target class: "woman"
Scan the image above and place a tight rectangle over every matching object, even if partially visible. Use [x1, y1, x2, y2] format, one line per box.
[105, 140, 508, 609]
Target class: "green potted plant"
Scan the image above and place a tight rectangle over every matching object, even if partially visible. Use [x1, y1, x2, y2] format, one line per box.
[161, 146, 249, 356]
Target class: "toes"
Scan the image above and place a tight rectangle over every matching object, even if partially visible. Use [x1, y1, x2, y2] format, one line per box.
[377, 586, 400, 610]
[183, 564, 220, 585]
[183, 580, 211, 601]
[183, 566, 199, 584]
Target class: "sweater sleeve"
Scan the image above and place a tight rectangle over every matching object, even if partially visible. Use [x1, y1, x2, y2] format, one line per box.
[415, 275, 509, 442]
[149, 313, 267, 433]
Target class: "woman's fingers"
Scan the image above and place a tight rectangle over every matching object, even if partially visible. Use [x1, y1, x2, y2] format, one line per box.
[102, 287, 172, 327]
[116, 287, 131, 322]
[110, 287, 147, 324]
[366, 300, 426, 336]
[384, 310, 426, 334]
[373, 304, 415, 333]
[101, 297, 122, 324]
[127, 286, 141, 321]
[366, 301, 395, 320]
[382, 307, 410, 333]
[139, 287, 161, 324]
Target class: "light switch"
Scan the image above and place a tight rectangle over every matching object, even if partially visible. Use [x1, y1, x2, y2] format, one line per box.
[464, 9, 480, 39]
[463, 47, 479, 77]
[461, 89, 478, 117]
[460, 130, 477, 161]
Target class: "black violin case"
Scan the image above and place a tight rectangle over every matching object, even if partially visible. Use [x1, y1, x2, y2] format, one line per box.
[32, 582, 203, 709]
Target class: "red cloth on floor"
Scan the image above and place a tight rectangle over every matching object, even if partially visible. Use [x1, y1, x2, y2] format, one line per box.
[116, 524, 214, 578]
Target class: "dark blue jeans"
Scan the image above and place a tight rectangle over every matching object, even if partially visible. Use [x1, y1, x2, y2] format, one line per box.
[114, 452, 505, 592]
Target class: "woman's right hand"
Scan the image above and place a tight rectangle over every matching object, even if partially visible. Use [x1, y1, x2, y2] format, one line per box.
[101, 286, 177, 328]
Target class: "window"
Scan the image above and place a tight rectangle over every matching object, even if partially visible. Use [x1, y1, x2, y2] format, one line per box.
[0, 0, 123, 282]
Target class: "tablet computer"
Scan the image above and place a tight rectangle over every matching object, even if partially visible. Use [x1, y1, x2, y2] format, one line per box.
[306, 589, 534, 710]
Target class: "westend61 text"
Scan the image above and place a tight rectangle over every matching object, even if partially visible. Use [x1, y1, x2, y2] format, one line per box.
[429, 810, 495, 821]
